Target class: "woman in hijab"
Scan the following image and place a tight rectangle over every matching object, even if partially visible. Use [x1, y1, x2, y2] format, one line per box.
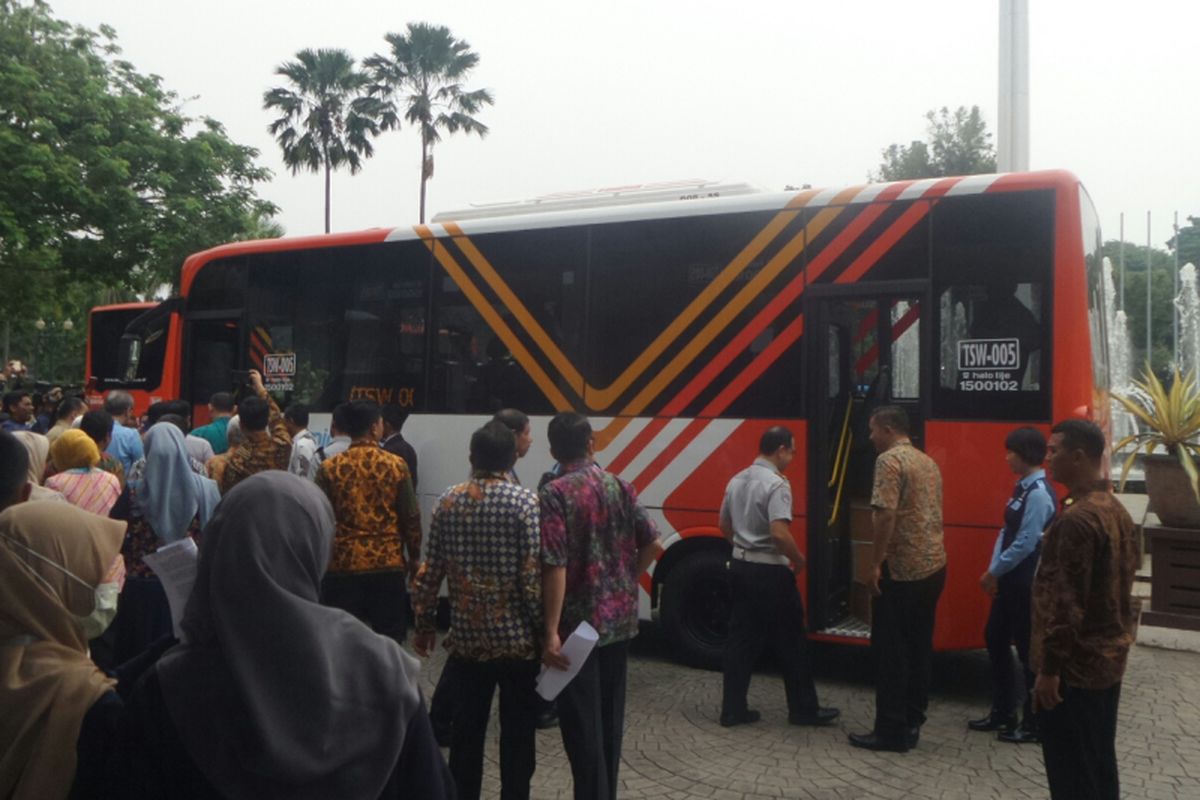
[0, 501, 130, 799]
[124, 472, 453, 799]
[45, 430, 122, 515]
[11, 431, 66, 503]
[110, 423, 220, 664]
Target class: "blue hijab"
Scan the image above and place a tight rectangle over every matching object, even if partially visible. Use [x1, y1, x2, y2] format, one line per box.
[134, 424, 220, 544]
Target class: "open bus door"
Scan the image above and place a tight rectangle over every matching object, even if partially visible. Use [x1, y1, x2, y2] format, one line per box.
[805, 282, 928, 640]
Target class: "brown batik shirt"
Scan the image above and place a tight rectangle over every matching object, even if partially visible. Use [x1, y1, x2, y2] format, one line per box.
[870, 441, 946, 581]
[1031, 488, 1138, 689]
[316, 442, 421, 575]
[217, 393, 292, 494]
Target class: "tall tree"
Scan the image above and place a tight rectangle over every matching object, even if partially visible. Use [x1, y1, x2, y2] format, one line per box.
[1, 0, 277, 371]
[1168, 215, 1200, 268]
[263, 49, 384, 233]
[872, 106, 997, 182]
[366, 23, 493, 223]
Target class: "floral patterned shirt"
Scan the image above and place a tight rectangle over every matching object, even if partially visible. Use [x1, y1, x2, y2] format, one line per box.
[412, 476, 542, 661]
[217, 395, 291, 495]
[540, 461, 659, 647]
[1031, 489, 1138, 688]
[870, 441, 946, 581]
[316, 442, 421, 575]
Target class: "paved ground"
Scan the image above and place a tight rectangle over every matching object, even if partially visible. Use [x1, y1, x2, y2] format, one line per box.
[415, 624, 1200, 799]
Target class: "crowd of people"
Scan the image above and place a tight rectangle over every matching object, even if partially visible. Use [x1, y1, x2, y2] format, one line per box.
[0, 364, 1139, 799]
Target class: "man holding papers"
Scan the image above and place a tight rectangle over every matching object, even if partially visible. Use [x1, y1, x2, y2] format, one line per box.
[540, 412, 663, 800]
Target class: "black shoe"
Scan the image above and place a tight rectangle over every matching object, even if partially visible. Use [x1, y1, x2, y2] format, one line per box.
[906, 726, 920, 749]
[719, 709, 761, 727]
[789, 707, 841, 726]
[967, 711, 1018, 732]
[535, 705, 559, 730]
[848, 731, 909, 753]
[997, 724, 1039, 744]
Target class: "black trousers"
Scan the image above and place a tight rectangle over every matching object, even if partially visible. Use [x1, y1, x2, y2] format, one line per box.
[320, 570, 408, 642]
[429, 654, 463, 739]
[450, 657, 539, 800]
[721, 559, 820, 718]
[557, 640, 629, 800]
[871, 564, 946, 738]
[1039, 681, 1121, 800]
[984, 567, 1035, 722]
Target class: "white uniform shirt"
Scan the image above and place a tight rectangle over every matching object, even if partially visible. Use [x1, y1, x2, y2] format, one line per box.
[719, 457, 793, 554]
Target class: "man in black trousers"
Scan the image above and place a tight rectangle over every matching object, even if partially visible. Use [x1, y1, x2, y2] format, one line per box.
[1032, 420, 1137, 799]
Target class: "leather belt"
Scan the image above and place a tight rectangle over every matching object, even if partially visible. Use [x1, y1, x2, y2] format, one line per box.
[731, 545, 790, 567]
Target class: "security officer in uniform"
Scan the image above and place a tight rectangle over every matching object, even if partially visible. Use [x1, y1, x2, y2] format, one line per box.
[968, 427, 1056, 743]
[719, 426, 839, 728]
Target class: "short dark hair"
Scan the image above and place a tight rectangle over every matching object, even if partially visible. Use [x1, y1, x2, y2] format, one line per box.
[166, 399, 191, 419]
[104, 390, 134, 416]
[342, 400, 381, 439]
[145, 400, 172, 426]
[380, 403, 408, 432]
[1051, 419, 1105, 462]
[3, 391, 30, 414]
[0, 430, 29, 509]
[209, 392, 235, 413]
[55, 396, 87, 421]
[870, 405, 910, 435]
[1005, 426, 1047, 467]
[80, 410, 114, 445]
[471, 420, 517, 473]
[284, 403, 310, 429]
[493, 408, 530, 435]
[238, 396, 270, 432]
[547, 412, 592, 462]
[330, 403, 351, 435]
[758, 426, 794, 456]
[157, 414, 189, 434]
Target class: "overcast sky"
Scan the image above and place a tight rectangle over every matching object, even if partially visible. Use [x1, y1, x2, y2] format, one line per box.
[50, 0, 1198, 250]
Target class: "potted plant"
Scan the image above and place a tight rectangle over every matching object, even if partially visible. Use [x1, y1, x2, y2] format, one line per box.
[1114, 366, 1200, 528]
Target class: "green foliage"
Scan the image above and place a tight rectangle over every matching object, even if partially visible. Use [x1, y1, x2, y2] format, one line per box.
[1105, 239, 1182, 376]
[1169, 216, 1200, 269]
[365, 23, 493, 223]
[263, 48, 386, 233]
[0, 0, 278, 377]
[1114, 367, 1200, 502]
[871, 106, 996, 182]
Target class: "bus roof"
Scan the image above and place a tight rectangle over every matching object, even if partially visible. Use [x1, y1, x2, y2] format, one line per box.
[89, 302, 156, 316]
[180, 169, 1082, 295]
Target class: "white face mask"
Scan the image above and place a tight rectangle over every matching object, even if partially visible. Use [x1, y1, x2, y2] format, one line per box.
[2, 535, 123, 640]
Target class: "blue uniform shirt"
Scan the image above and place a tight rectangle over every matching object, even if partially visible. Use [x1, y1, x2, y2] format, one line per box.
[988, 468, 1055, 577]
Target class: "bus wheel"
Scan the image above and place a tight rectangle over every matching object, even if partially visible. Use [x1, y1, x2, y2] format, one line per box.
[660, 549, 731, 670]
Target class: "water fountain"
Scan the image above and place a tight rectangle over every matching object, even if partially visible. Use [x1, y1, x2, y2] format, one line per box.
[1175, 262, 1200, 378]
[1104, 257, 1137, 446]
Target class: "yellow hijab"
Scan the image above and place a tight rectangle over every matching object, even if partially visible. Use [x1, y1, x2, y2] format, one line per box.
[49, 429, 100, 472]
[0, 502, 126, 800]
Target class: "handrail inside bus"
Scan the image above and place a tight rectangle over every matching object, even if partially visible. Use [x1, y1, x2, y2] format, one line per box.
[827, 394, 853, 489]
[826, 393, 854, 526]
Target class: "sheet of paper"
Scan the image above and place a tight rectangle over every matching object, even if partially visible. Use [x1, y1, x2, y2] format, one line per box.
[536, 621, 599, 701]
[142, 537, 199, 643]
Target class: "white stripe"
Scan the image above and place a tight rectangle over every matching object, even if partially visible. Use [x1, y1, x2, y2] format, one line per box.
[383, 227, 422, 242]
[616, 418, 693, 483]
[806, 187, 843, 208]
[596, 417, 652, 464]
[944, 173, 1003, 196]
[897, 178, 945, 200]
[639, 418, 743, 507]
[850, 183, 889, 203]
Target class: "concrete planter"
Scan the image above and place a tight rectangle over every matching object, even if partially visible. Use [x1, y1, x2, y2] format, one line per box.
[1144, 454, 1200, 529]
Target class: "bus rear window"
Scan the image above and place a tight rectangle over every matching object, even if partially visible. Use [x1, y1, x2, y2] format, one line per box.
[932, 191, 1054, 421]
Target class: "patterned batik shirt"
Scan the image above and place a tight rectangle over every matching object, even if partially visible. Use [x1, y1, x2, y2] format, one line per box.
[870, 441, 946, 581]
[540, 461, 659, 647]
[316, 442, 421, 575]
[217, 395, 292, 495]
[1031, 489, 1138, 689]
[412, 476, 542, 661]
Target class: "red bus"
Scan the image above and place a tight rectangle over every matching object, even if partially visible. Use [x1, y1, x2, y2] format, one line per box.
[84, 301, 182, 415]
[107, 171, 1107, 667]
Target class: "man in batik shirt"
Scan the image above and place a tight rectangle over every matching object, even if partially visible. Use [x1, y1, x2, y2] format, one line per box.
[540, 412, 662, 800]
[317, 399, 420, 643]
[412, 420, 541, 800]
[217, 370, 291, 494]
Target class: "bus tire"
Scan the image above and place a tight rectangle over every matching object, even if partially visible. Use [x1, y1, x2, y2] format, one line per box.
[659, 549, 732, 670]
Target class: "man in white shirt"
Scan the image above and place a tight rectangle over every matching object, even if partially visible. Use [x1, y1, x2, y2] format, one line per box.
[318, 404, 352, 461]
[284, 403, 320, 480]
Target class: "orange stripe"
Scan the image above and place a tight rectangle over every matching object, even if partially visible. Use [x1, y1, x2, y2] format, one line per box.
[442, 190, 824, 411]
[417, 226, 576, 411]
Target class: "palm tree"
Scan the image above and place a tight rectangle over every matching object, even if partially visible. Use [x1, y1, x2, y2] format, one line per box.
[263, 49, 384, 233]
[366, 23, 494, 223]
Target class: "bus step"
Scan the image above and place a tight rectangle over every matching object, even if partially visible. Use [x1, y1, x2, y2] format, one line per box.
[819, 617, 871, 639]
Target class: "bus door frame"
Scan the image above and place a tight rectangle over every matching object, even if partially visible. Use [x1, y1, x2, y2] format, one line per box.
[182, 307, 246, 426]
[802, 279, 932, 631]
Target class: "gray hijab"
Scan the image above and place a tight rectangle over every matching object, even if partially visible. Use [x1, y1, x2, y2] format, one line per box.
[134, 424, 219, 543]
[156, 472, 421, 800]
